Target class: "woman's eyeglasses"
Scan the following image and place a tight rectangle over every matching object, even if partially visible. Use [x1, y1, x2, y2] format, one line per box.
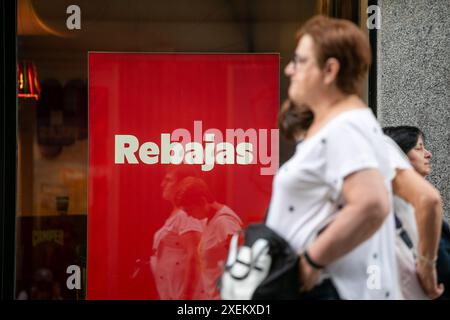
[290, 54, 304, 69]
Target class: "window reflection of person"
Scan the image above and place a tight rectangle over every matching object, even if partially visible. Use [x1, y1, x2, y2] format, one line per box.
[17, 268, 62, 300]
[150, 166, 206, 300]
[174, 177, 242, 300]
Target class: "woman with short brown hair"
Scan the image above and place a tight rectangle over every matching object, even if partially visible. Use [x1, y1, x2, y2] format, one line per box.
[267, 15, 399, 299]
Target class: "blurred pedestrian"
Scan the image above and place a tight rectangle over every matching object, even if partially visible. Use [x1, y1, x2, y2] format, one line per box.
[266, 15, 398, 299]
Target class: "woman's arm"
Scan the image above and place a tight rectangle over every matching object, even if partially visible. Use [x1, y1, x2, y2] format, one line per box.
[300, 168, 390, 290]
[393, 169, 441, 262]
[393, 168, 444, 299]
[308, 169, 390, 264]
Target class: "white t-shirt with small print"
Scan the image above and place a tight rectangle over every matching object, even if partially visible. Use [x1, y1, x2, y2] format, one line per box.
[266, 108, 401, 300]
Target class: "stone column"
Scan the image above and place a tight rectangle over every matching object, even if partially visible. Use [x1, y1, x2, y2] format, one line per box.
[377, 0, 450, 221]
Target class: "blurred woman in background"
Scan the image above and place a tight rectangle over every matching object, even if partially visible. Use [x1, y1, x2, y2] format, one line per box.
[384, 126, 448, 299]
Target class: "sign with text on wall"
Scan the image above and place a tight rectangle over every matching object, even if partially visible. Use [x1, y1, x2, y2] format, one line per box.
[88, 53, 279, 299]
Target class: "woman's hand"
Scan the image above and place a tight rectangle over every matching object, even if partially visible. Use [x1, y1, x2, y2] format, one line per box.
[298, 254, 322, 292]
[416, 261, 444, 299]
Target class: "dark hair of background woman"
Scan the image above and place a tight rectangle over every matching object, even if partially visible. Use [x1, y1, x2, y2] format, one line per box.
[278, 100, 313, 141]
[383, 126, 425, 154]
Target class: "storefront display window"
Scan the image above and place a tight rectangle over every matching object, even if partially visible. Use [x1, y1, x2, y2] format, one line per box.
[10, 0, 368, 300]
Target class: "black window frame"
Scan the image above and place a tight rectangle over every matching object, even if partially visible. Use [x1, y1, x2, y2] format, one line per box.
[1, 0, 18, 300]
[368, 0, 378, 116]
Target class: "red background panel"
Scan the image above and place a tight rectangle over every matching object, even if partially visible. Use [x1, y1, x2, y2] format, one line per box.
[88, 53, 279, 299]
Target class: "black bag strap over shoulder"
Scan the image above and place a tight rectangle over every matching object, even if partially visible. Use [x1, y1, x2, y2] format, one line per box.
[394, 213, 414, 250]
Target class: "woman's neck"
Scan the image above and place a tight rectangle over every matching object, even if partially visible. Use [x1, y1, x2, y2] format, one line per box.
[305, 93, 366, 139]
[311, 91, 345, 117]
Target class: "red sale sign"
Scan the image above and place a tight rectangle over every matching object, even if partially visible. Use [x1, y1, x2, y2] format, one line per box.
[88, 53, 279, 299]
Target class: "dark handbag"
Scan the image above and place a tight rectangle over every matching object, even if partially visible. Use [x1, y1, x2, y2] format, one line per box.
[437, 220, 450, 299]
[219, 223, 300, 300]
